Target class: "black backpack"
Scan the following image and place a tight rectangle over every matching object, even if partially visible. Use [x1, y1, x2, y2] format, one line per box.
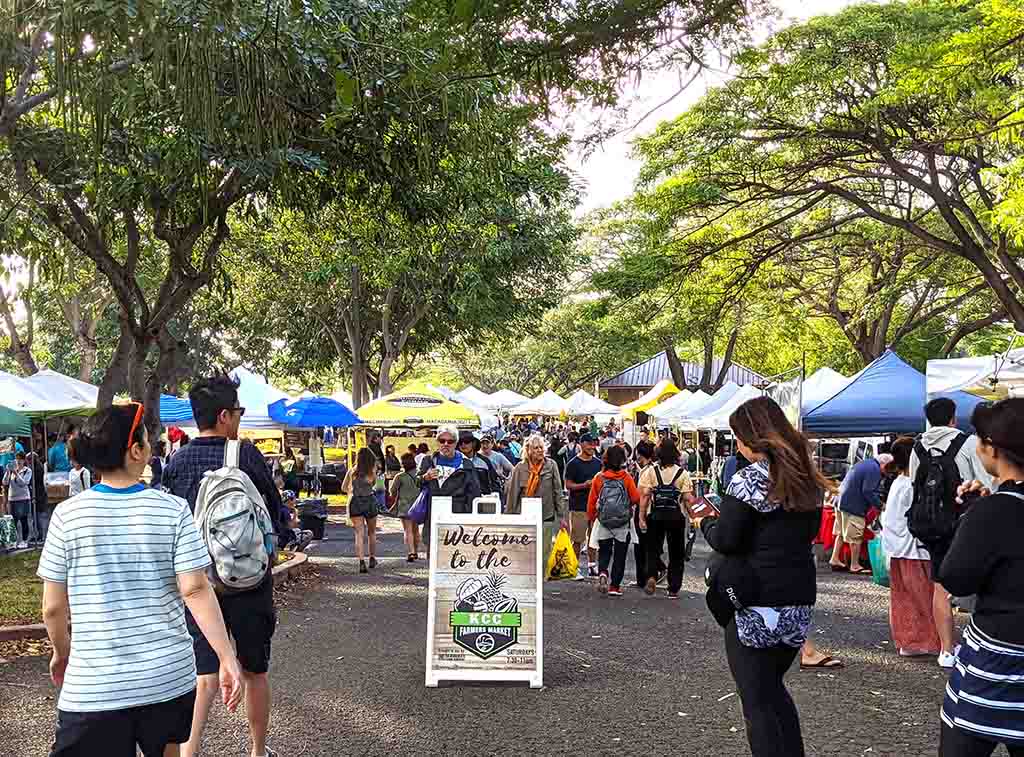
[908, 434, 968, 544]
[651, 466, 685, 522]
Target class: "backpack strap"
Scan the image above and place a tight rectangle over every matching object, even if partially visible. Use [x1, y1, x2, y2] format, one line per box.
[225, 440, 240, 469]
[669, 467, 685, 487]
[655, 466, 665, 486]
[945, 433, 969, 460]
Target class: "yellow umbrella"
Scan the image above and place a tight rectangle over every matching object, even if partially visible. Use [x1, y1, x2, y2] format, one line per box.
[620, 379, 681, 420]
[356, 382, 480, 427]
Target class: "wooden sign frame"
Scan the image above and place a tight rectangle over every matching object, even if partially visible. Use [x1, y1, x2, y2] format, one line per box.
[425, 495, 543, 688]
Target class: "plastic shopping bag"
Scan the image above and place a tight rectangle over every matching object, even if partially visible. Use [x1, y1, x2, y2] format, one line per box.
[868, 537, 890, 588]
[546, 528, 579, 580]
[407, 487, 430, 525]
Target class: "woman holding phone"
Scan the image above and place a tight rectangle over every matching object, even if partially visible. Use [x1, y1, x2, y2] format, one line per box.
[689, 396, 832, 757]
[938, 398, 1024, 757]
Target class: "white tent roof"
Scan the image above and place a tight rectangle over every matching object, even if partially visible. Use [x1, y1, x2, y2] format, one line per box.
[684, 385, 764, 431]
[329, 388, 354, 409]
[565, 389, 619, 417]
[456, 386, 492, 408]
[428, 384, 460, 401]
[487, 389, 532, 411]
[665, 382, 741, 426]
[646, 389, 693, 419]
[801, 367, 850, 410]
[0, 369, 98, 416]
[653, 390, 712, 426]
[927, 348, 1024, 400]
[511, 390, 568, 417]
[231, 366, 290, 429]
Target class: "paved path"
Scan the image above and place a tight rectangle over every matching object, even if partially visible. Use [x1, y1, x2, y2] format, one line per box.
[0, 518, 987, 756]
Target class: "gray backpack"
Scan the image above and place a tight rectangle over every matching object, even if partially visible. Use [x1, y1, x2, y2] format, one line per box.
[193, 441, 275, 593]
[597, 477, 631, 529]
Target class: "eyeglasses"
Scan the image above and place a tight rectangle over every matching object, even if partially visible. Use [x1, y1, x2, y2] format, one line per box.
[438, 438, 456, 445]
[225, 406, 246, 418]
[126, 402, 144, 454]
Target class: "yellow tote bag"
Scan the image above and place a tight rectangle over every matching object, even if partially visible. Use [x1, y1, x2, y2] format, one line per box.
[546, 528, 579, 580]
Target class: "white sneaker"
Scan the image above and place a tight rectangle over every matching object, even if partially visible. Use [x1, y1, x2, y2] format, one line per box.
[573, 569, 586, 582]
[16, 541, 27, 549]
[938, 650, 957, 669]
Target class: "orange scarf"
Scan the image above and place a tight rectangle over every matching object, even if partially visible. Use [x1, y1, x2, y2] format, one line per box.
[525, 459, 544, 497]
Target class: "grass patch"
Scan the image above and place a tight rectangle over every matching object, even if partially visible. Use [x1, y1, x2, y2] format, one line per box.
[0, 550, 43, 625]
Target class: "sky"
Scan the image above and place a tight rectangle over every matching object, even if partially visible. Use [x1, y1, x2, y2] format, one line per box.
[570, 0, 862, 213]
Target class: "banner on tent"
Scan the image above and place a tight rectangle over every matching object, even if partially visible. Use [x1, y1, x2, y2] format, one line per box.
[766, 368, 803, 429]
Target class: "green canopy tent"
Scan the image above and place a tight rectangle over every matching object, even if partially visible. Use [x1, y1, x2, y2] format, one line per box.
[0, 404, 30, 437]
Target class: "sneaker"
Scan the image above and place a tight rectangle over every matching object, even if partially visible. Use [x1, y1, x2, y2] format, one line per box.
[938, 651, 957, 669]
[16, 541, 27, 549]
[588, 565, 599, 579]
[666, 591, 679, 599]
[656, 569, 668, 586]
[598, 573, 609, 594]
[407, 553, 416, 563]
[573, 568, 587, 582]
[644, 577, 657, 595]
[608, 586, 623, 596]
[359, 560, 368, 574]
[369, 556, 378, 569]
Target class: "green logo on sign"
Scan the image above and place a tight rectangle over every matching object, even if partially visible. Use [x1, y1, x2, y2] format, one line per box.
[451, 573, 521, 659]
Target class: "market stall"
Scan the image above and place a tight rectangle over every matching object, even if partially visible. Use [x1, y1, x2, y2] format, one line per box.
[486, 389, 532, 412]
[358, 383, 482, 427]
[509, 390, 569, 417]
[619, 379, 681, 421]
[926, 347, 1024, 401]
[565, 389, 619, 419]
[455, 386, 492, 409]
[801, 367, 850, 411]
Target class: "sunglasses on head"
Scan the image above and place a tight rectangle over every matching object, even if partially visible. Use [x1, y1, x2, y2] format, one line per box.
[125, 402, 144, 454]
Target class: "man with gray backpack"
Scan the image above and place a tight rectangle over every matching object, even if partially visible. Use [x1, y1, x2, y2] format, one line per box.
[908, 397, 992, 669]
[162, 374, 287, 757]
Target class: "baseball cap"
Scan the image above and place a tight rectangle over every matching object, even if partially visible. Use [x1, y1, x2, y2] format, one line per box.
[579, 433, 596, 444]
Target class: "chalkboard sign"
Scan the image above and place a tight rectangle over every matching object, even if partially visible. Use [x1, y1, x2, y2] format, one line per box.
[425, 495, 543, 688]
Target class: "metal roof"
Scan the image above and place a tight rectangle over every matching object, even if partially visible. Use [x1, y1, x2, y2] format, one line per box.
[599, 351, 767, 389]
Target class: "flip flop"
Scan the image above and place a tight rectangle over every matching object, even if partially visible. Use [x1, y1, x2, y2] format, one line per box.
[848, 567, 870, 576]
[829, 564, 848, 572]
[802, 655, 845, 670]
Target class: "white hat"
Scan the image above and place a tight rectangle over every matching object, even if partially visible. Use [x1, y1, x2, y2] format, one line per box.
[435, 425, 458, 440]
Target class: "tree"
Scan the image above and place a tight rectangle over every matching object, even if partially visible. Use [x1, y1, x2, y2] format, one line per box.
[631, 0, 1024, 331]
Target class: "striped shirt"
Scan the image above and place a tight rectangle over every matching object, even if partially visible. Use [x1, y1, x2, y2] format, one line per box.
[37, 483, 211, 712]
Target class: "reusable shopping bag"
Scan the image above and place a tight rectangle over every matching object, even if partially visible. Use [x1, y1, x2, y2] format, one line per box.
[868, 537, 890, 588]
[407, 487, 431, 525]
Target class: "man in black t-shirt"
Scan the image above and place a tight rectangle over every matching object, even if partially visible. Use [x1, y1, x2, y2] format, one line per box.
[564, 433, 602, 580]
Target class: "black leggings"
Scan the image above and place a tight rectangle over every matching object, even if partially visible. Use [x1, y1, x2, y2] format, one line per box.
[597, 536, 630, 588]
[941, 723, 1024, 756]
[724, 618, 805, 757]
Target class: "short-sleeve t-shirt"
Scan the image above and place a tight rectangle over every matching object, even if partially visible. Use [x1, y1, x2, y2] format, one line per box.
[638, 464, 694, 494]
[37, 483, 211, 713]
[564, 455, 602, 512]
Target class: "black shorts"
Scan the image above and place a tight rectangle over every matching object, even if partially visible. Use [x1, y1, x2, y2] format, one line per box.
[187, 579, 276, 676]
[51, 689, 196, 757]
[926, 535, 954, 580]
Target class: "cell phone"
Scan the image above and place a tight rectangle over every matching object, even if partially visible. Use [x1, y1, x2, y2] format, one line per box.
[684, 495, 721, 520]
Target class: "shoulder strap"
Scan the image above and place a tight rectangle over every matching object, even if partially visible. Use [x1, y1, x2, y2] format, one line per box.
[655, 466, 664, 486]
[670, 467, 685, 486]
[225, 440, 240, 469]
[946, 433, 969, 460]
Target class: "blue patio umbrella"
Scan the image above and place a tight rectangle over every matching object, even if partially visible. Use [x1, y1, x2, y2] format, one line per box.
[160, 394, 194, 424]
[268, 397, 361, 428]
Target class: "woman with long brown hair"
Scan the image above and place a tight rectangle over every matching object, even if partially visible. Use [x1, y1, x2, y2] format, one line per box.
[342, 447, 379, 574]
[690, 396, 833, 757]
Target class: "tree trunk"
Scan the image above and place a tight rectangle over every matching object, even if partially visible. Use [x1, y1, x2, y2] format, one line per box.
[378, 354, 395, 397]
[77, 332, 98, 384]
[713, 328, 739, 389]
[698, 336, 716, 393]
[98, 320, 135, 407]
[664, 340, 688, 389]
[9, 344, 38, 376]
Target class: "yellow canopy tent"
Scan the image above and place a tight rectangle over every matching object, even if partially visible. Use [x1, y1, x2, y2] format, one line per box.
[620, 379, 681, 420]
[356, 382, 480, 427]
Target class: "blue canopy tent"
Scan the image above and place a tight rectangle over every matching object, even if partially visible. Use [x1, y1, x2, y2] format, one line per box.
[804, 351, 928, 436]
[160, 394, 194, 425]
[268, 397, 362, 428]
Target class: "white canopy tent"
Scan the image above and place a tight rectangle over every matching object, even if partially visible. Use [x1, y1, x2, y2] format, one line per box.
[646, 389, 693, 419]
[329, 388, 354, 410]
[666, 382, 742, 427]
[510, 390, 569, 417]
[455, 386, 492, 408]
[649, 390, 710, 425]
[230, 366, 290, 429]
[565, 389, 620, 417]
[0, 369, 98, 417]
[801, 367, 850, 410]
[486, 389, 532, 411]
[427, 384, 461, 402]
[927, 348, 1024, 400]
[683, 385, 764, 431]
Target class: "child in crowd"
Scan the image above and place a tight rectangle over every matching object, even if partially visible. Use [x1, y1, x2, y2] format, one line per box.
[275, 475, 314, 553]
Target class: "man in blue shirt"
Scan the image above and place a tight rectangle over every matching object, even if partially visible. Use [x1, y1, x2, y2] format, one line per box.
[830, 456, 882, 574]
[48, 432, 72, 473]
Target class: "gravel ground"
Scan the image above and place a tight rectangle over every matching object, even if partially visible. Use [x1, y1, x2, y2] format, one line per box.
[0, 518, 992, 757]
